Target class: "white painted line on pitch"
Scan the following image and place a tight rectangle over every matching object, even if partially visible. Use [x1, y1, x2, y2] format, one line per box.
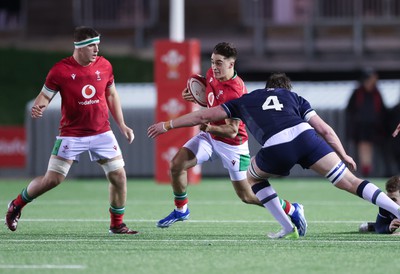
[0, 264, 86, 269]
[19, 218, 372, 224]
[1, 239, 398, 244]
[24, 200, 372, 206]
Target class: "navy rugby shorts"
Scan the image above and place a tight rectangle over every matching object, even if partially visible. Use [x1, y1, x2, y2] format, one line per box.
[255, 129, 334, 176]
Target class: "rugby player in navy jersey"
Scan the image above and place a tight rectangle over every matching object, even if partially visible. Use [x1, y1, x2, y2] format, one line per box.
[148, 72, 400, 239]
[156, 43, 306, 237]
[359, 175, 400, 234]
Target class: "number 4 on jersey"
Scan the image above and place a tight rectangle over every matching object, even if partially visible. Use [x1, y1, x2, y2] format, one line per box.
[262, 96, 283, 111]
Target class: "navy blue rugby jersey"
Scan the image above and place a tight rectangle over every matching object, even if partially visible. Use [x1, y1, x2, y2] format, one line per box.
[221, 88, 315, 146]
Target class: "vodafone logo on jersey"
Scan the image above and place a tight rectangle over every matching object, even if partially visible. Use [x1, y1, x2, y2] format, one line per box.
[79, 85, 100, 105]
[82, 85, 96, 98]
[208, 92, 214, 106]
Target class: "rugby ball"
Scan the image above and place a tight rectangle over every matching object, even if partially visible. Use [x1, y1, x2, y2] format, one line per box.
[187, 74, 207, 107]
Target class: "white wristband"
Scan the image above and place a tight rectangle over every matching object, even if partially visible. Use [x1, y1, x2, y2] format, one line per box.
[170, 120, 174, 129]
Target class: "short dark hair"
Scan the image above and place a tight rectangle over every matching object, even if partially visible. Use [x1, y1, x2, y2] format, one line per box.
[386, 175, 400, 193]
[74, 26, 100, 42]
[359, 67, 377, 83]
[213, 42, 237, 60]
[265, 72, 292, 90]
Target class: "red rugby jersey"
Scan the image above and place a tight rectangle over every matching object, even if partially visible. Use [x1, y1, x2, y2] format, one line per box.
[44, 56, 114, 137]
[205, 68, 248, 145]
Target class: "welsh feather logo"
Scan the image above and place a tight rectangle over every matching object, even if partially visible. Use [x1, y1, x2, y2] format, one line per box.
[161, 98, 185, 118]
[161, 50, 185, 79]
[95, 70, 101, 81]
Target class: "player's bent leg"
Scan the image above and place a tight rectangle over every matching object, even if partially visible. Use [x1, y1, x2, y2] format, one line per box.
[28, 171, 68, 198]
[169, 147, 197, 190]
[233, 177, 307, 236]
[312, 154, 400, 219]
[248, 158, 298, 238]
[5, 158, 70, 232]
[157, 148, 196, 228]
[309, 153, 358, 193]
[232, 179, 262, 206]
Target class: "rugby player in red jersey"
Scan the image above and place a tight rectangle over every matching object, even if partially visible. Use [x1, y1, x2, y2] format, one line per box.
[156, 43, 307, 237]
[5, 26, 137, 234]
[149, 72, 400, 239]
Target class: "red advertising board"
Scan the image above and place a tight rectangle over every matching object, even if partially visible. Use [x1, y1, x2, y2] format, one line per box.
[0, 126, 26, 167]
[154, 39, 201, 184]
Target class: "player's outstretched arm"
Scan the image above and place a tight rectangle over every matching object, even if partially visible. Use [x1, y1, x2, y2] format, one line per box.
[147, 106, 227, 138]
[199, 119, 239, 139]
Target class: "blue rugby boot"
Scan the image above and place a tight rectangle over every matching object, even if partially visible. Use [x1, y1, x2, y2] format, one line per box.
[157, 208, 190, 228]
[291, 203, 308, 236]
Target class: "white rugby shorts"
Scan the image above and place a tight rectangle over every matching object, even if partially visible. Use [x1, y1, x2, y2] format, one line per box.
[51, 131, 122, 162]
[183, 132, 250, 181]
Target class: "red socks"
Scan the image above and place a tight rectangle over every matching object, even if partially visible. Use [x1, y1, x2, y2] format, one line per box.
[13, 194, 28, 209]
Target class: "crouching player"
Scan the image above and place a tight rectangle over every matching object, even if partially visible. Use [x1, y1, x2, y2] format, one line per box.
[359, 175, 400, 234]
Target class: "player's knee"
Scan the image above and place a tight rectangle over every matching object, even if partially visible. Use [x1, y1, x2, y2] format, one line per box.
[170, 148, 196, 176]
[170, 158, 187, 175]
[239, 195, 252, 204]
[108, 170, 127, 187]
[42, 174, 63, 189]
[244, 196, 260, 205]
[236, 191, 259, 205]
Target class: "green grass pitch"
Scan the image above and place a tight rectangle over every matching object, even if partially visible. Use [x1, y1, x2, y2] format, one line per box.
[0, 177, 398, 274]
